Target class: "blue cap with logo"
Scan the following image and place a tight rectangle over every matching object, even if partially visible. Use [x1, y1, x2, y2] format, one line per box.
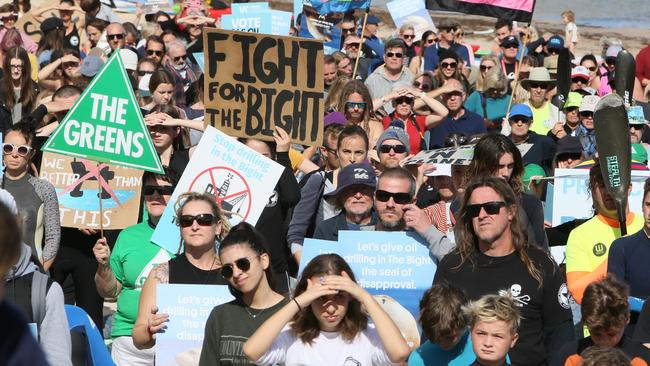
[324, 162, 376, 198]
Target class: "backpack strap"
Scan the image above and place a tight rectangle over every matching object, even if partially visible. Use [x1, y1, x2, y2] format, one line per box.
[479, 92, 489, 118]
[31, 271, 49, 337]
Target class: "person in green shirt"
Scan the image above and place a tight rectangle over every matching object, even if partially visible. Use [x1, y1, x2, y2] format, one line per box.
[199, 222, 288, 366]
[93, 170, 175, 365]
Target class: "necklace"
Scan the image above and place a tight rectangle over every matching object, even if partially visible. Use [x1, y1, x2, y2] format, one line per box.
[244, 306, 266, 319]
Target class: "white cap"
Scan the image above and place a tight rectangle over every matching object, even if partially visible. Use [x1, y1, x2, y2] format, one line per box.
[424, 164, 452, 177]
[120, 49, 138, 71]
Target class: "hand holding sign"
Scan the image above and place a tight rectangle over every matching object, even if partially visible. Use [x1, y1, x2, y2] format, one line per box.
[273, 126, 291, 153]
[403, 204, 431, 235]
[147, 306, 169, 339]
[92, 237, 111, 266]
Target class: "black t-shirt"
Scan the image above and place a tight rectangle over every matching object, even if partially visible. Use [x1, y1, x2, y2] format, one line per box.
[169, 255, 228, 285]
[63, 24, 80, 52]
[434, 246, 572, 366]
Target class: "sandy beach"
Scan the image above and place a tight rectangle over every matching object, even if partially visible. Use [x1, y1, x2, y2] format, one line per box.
[270, 0, 650, 59]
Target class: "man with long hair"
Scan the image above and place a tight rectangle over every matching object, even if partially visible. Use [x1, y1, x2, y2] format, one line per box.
[434, 176, 573, 365]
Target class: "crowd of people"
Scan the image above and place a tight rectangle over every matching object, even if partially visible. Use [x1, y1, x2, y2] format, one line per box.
[1, 0, 650, 365]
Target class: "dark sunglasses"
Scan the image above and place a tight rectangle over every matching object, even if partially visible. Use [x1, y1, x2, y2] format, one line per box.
[220, 257, 254, 279]
[143, 185, 174, 196]
[580, 111, 594, 118]
[2, 143, 32, 156]
[413, 81, 432, 91]
[585, 66, 597, 72]
[375, 190, 412, 204]
[138, 70, 154, 77]
[502, 44, 518, 49]
[394, 96, 414, 105]
[346, 101, 366, 109]
[174, 55, 187, 62]
[572, 77, 588, 84]
[557, 153, 582, 161]
[465, 201, 506, 218]
[345, 42, 360, 48]
[379, 144, 406, 154]
[178, 213, 216, 228]
[386, 52, 403, 58]
[1, 16, 17, 22]
[480, 65, 493, 71]
[342, 27, 356, 33]
[146, 49, 163, 56]
[509, 116, 531, 124]
[403, 34, 416, 39]
[441, 27, 457, 32]
[440, 61, 457, 69]
[426, 38, 436, 44]
[107, 33, 124, 40]
[630, 124, 645, 130]
[62, 62, 79, 69]
[528, 82, 548, 90]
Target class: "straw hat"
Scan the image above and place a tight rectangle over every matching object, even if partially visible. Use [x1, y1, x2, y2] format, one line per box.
[520, 67, 557, 90]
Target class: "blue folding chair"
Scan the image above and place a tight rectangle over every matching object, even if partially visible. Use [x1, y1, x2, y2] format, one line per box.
[65, 305, 115, 366]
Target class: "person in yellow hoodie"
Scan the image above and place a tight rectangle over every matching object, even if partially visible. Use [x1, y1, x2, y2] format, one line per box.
[566, 161, 644, 304]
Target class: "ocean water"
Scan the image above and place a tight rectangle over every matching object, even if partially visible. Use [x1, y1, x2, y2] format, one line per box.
[368, 0, 650, 29]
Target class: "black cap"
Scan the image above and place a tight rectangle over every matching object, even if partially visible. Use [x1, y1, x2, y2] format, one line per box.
[555, 136, 583, 156]
[437, 48, 459, 62]
[501, 35, 519, 48]
[40, 17, 63, 33]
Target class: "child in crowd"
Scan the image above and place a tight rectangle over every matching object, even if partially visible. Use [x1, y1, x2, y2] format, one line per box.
[408, 282, 474, 365]
[557, 275, 650, 365]
[464, 294, 520, 366]
[561, 10, 579, 53]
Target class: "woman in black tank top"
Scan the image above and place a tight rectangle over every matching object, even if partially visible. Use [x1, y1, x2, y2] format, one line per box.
[132, 192, 230, 350]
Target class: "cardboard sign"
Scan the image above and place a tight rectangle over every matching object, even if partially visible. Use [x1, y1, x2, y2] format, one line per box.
[39, 152, 143, 229]
[404, 143, 533, 166]
[299, 231, 436, 349]
[550, 168, 650, 227]
[203, 28, 324, 147]
[156, 284, 234, 366]
[387, 0, 436, 39]
[151, 126, 284, 253]
[42, 52, 164, 174]
[299, 4, 343, 55]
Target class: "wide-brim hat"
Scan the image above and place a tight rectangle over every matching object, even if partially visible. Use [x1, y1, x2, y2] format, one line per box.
[520, 67, 557, 90]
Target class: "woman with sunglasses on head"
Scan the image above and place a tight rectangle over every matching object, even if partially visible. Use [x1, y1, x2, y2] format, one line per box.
[199, 222, 288, 365]
[1, 122, 60, 271]
[244, 253, 410, 365]
[92, 171, 176, 364]
[337, 80, 384, 148]
[132, 192, 230, 350]
[37, 48, 81, 92]
[409, 30, 436, 74]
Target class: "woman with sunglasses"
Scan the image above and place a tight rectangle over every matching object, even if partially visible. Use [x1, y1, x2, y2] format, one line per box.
[133, 192, 230, 350]
[432, 48, 472, 94]
[1, 122, 60, 271]
[409, 30, 436, 74]
[579, 54, 601, 92]
[243, 253, 410, 365]
[337, 80, 383, 148]
[92, 171, 175, 364]
[398, 23, 417, 67]
[37, 48, 81, 92]
[473, 55, 499, 92]
[199, 222, 288, 365]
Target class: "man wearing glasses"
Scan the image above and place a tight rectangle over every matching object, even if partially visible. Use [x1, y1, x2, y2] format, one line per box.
[575, 94, 600, 159]
[423, 18, 470, 72]
[342, 35, 371, 80]
[518, 67, 563, 136]
[144, 35, 166, 66]
[105, 22, 126, 54]
[499, 35, 520, 81]
[507, 104, 556, 173]
[164, 40, 199, 109]
[365, 38, 415, 114]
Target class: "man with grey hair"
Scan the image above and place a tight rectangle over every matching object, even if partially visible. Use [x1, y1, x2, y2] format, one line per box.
[105, 22, 126, 53]
[365, 38, 415, 114]
[164, 40, 200, 108]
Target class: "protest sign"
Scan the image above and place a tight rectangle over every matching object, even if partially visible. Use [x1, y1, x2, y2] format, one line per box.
[231, 2, 269, 15]
[203, 28, 324, 147]
[40, 152, 143, 230]
[387, 0, 436, 39]
[15, 0, 64, 43]
[299, 4, 343, 55]
[192, 52, 205, 72]
[404, 143, 532, 166]
[143, 0, 173, 13]
[293, 0, 306, 23]
[550, 168, 650, 227]
[221, 12, 272, 34]
[309, 0, 370, 15]
[156, 284, 234, 366]
[42, 52, 164, 174]
[270, 10, 293, 36]
[299, 231, 437, 349]
[151, 126, 284, 253]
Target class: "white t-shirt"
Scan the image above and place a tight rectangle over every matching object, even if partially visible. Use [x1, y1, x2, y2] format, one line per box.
[565, 22, 578, 43]
[255, 325, 398, 366]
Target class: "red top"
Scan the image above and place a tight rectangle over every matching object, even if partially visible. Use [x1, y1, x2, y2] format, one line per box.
[382, 114, 427, 154]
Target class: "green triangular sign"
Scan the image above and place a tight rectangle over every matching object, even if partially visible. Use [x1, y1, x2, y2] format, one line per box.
[42, 52, 164, 174]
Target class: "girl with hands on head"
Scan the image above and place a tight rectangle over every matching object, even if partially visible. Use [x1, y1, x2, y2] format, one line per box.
[243, 254, 411, 365]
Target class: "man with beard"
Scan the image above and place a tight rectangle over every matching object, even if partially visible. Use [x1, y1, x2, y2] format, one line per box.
[313, 163, 377, 241]
[374, 167, 454, 261]
[520, 67, 563, 136]
[343, 35, 371, 80]
[374, 121, 410, 171]
[164, 40, 200, 109]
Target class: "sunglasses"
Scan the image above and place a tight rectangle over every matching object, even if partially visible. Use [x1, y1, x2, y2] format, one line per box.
[585, 66, 597, 72]
[441, 27, 457, 32]
[178, 213, 216, 228]
[1, 16, 17, 22]
[509, 116, 531, 124]
[107, 33, 124, 40]
[345, 42, 360, 48]
[413, 81, 432, 91]
[403, 34, 416, 39]
[580, 111, 594, 118]
[62, 62, 79, 69]
[630, 124, 645, 130]
[146, 49, 163, 56]
[346, 101, 366, 109]
[220, 257, 255, 279]
[466, 201, 506, 218]
[557, 153, 582, 161]
[426, 38, 436, 44]
[342, 27, 356, 33]
[386, 52, 403, 58]
[394, 96, 414, 105]
[440, 61, 457, 69]
[379, 144, 406, 154]
[2, 143, 33, 156]
[480, 65, 493, 71]
[502, 44, 518, 49]
[143, 185, 174, 196]
[572, 77, 588, 84]
[375, 190, 412, 204]
[174, 55, 187, 62]
[528, 82, 548, 90]
[138, 70, 154, 77]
